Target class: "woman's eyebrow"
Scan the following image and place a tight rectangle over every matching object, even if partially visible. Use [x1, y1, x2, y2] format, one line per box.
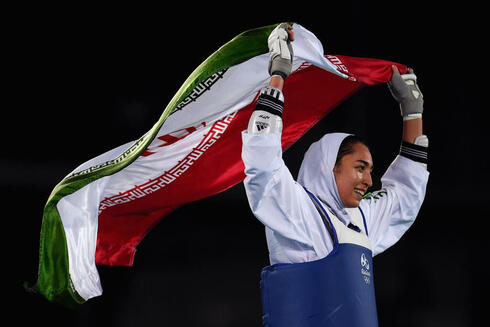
[356, 160, 374, 171]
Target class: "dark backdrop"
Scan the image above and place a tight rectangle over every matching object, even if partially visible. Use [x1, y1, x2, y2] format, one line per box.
[5, 3, 483, 326]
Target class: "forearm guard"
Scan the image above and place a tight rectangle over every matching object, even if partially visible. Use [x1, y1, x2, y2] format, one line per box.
[247, 86, 284, 134]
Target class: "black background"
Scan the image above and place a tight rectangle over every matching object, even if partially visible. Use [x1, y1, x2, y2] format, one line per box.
[5, 2, 484, 326]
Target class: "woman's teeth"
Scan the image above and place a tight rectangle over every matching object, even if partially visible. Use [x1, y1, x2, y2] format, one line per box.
[354, 189, 365, 196]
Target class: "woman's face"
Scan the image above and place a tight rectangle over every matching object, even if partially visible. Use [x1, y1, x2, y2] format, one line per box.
[333, 142, 373, 208]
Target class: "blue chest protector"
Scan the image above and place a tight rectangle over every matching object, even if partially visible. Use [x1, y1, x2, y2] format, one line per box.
[259, 189, 379, 327]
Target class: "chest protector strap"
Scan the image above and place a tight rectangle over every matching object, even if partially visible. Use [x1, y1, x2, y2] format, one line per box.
[259, 189, 379, 327]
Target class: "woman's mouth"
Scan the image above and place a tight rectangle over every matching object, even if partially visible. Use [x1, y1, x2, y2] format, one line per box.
[354, 188, 366, 198]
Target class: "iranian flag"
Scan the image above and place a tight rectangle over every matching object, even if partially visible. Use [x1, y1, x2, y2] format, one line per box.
[31, 23, 408, 307]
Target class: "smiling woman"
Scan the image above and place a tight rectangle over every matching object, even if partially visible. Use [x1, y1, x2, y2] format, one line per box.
[241, 23, 430, 326]
[333, 139, 374, 208]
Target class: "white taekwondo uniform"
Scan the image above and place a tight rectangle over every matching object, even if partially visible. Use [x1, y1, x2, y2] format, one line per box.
[241, 124, 429, 265]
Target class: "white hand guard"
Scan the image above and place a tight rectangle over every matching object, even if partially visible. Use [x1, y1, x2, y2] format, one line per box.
[268, 23, 293, 80]
[388, 70, 424, 120]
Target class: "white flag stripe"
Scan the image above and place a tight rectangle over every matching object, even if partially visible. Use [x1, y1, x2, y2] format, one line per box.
[51, 23, 348, 302]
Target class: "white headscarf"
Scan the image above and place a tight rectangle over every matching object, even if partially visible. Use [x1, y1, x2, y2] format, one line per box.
[297, 133, 352, 224]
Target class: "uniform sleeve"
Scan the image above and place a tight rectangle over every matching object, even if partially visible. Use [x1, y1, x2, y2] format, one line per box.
[241, 131, 315, 246]
[360, 155, 429, 256]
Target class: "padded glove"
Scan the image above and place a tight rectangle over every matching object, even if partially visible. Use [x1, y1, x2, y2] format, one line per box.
[268, 23, 294, 80]
[388, 69, 424, 120]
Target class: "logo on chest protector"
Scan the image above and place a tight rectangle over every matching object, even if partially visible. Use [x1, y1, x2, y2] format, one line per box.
[360, 253, 371, 284]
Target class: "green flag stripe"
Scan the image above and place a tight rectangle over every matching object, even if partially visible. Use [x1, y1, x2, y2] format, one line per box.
[34, 23, 278, 307]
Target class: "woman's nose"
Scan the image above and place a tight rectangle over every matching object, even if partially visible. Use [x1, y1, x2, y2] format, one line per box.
[363, 172, 373, 188]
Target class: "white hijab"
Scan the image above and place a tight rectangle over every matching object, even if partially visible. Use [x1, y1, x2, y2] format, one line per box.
[297, 133, 352, 224]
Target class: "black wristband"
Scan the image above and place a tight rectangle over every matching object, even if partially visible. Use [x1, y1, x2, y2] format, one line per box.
[400, 141, 428, 164]
[271, 71, 288, 80]
[254, 89, 284, 117]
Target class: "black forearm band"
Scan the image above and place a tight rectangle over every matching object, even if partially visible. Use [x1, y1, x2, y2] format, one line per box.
[254, 91, 284, 117]
[271, 71, 288, 80]
[400, 141, 428, 164]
